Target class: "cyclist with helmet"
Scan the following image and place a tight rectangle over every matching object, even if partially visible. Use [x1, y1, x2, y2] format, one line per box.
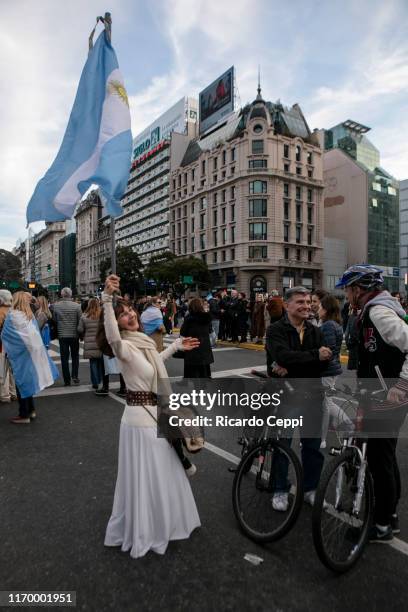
[336, 264, 408, 542]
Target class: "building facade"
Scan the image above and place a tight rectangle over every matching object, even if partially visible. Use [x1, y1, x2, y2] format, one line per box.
[115, 97, 198, 265]
[400, 179, 408, 293]
[323, 120, 400, 291]
[75, 191, 111, 295]
[169, 90, 324, 295]
[31, 222, 66, 290]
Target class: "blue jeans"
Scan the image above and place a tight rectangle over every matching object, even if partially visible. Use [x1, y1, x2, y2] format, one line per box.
[272, 436, 324, 493]
[89, 358, 104, 387]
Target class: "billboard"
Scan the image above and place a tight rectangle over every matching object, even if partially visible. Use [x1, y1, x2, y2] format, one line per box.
[132, 97, 197, 162]
[199, 67, 234, 134]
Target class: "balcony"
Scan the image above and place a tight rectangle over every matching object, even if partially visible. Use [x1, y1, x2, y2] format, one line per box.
[278, 258, 322, 269]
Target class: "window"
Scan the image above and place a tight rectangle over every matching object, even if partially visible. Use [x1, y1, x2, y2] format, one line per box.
[307, 152, 313, 165]
[202, 253, 207, 263]
[231, 204, 235, 221]
[222, 189, 226, 202]
[231, 248, 235, 260]
[213, 252, 218, 263]
[296, 225, 302, 243]
[308, 228, 313, 245]
[177, 207, 181, 219]
[296, 186, 302, 200]
[388, 186, 397, 196]
[284, 163, 290, 173]
[200, 234, 205, 249]
[296, 166, 302, 176]
[177, 222, 181, 236]
[296, 248, 301, 261]
[307, 207, 313, 223]
[178, 175, 181, 187]
[183, 238, 187, 253]
[230, 185, 236, 199]
[191, 217, 195, 231]
[191, 201, 195, 213]
[308, 250, 313, 262]
[230, 166, 235, 175]
[296, 203, 302, 222]
[249, 159, 267, 169]
[231, 148, 235, 162]
[249, 198, 267, 217]
[222, 150, 226, 165]
[183, 220, 187, 234]
[184, 173, 187, 185]
[249, 180, 267, 194]
[284, 183, 289, 197]
[177, 240, 181, 254]
[308, 169, 313, 178]
[253, 124, 263, 134]
[296, 145, 301, 162]
[284, 247, 289, 260]
[222, 228, 227, 244]
[372, 198, 378, 208]
[201, 160, 206, 174]
[222, 250, 226, 262]
[172, 178, 176, 189]
[171, 210, 175, 221]
[252, 140, 264, 154]
[284, 144, 290, 158]
[231, 226, 235, 242]
[200, 214, 205, 230]
[249, 245, 267, 259]
[307, 188, 313, 203]
[213, 157, 218, 170]
[222, 208, 226, 223]
[191, 236, 195, 251]
[213, 173, 218, 182]
[200, 197, 207, 210]
[191, 168, 195, 181]
[249, 222, 267, 240]
[284, 224, 289, 243]
[284, 200, 290, 220]
[213, 230, 218, 246]
[183, 205, 187, 217]
[214, 192, 218, 205]
[213, 209, 218, 225]
[372, 182, 381, 192]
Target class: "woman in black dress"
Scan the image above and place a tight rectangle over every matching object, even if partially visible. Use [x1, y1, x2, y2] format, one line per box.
[180, 297, 214, 378]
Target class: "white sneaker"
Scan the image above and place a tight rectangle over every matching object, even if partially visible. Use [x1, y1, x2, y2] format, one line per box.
[272, 492, 289, 512]
[304, 490, 328, 509]
[304, 490, 317, 506]
[185, 464, 197, 478]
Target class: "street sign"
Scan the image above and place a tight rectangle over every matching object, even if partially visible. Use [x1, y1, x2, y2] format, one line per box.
[8, 281, 21, 289]
[48, 284, 60, 291]
[183, 275, 193, 284]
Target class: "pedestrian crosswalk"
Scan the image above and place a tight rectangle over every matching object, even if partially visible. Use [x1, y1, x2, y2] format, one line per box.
[49, 335, 239, 362]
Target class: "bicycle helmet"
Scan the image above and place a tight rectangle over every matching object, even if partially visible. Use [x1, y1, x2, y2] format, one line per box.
[335, 264, 384, 289]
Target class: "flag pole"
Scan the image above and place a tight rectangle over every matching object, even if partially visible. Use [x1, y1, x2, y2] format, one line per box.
[102, 12, 116, 276]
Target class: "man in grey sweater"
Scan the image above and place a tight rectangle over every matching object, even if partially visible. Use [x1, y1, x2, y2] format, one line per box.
[53, 288, 82, 386]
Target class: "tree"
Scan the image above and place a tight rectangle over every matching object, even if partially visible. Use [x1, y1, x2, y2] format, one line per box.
[100, 246, 144, 296]
[144, 252, 211, 293]
[0, 249, 21, 284]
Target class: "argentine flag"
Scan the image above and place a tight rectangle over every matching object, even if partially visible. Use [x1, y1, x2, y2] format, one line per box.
[1, 311, 59, 398]
[26, 30, 132, 223]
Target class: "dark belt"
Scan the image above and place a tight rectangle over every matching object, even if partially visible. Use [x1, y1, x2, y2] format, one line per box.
[126, 390, 157, 406]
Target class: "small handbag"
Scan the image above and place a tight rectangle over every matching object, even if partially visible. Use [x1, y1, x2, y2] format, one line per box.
[144, 404, 204, 453]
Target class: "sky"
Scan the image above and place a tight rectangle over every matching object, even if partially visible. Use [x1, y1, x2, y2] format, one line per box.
[1, 0, 407, 252]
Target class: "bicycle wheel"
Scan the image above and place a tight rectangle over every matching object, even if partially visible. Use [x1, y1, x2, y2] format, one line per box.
[312, 450, 374, 573]
[232, 440, 304, 543]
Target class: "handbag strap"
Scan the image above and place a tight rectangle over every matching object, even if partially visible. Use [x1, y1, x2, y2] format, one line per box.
[142, 404, 157, 423]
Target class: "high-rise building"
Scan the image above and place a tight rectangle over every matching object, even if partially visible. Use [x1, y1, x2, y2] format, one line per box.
[400, 179, 408, 292]
[75, 191, 111, 295]
[32, 222, 66, 291]
[169, 88, 324, 295]
[323, 120, 400, 291]
[115, 97, 198, 265]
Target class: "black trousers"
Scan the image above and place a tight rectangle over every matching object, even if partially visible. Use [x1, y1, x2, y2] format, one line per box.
[365, 407, 407, 525]
[16, 387, 34, 418]
[59, 338, 79, 384]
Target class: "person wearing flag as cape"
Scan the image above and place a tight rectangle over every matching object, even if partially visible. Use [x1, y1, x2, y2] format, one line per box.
[1, 292, 59, 424]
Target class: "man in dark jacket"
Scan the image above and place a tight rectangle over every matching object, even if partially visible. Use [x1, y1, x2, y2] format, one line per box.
[266, 286, 332, 511]
[53, 287, 82, 386]
[208, 293, 221, 340]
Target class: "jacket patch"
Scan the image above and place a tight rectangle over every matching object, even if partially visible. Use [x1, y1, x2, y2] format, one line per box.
[363, 327, 377, 352]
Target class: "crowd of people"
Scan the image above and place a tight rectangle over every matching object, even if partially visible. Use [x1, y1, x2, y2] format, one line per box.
[1, 265, 408, 558]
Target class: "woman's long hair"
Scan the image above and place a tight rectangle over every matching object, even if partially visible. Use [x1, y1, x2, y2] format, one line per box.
[37, 295, 51, 319]
[12, 291, 33, 320]
[85, 298, 101, 321]
[96, 299, 143, 357]
[320, 294, 341, 324]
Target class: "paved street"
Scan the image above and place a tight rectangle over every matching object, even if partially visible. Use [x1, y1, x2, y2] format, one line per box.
[1, 336, 408, 611]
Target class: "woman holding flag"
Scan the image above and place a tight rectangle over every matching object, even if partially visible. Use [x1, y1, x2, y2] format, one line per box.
[1, 291, 59, 424]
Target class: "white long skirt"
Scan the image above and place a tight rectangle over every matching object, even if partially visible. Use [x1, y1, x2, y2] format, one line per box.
[104, 404, 201, 559]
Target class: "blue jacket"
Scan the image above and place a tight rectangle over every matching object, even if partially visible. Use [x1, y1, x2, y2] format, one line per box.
[320, 320, 343, 376]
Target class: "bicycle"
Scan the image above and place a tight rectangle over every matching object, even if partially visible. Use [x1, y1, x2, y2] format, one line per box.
[232, 374, 304, 543]
[312, 375, 387, 573]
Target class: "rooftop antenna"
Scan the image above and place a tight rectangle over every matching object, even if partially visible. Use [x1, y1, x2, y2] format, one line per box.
[256, 64, 262, 100]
